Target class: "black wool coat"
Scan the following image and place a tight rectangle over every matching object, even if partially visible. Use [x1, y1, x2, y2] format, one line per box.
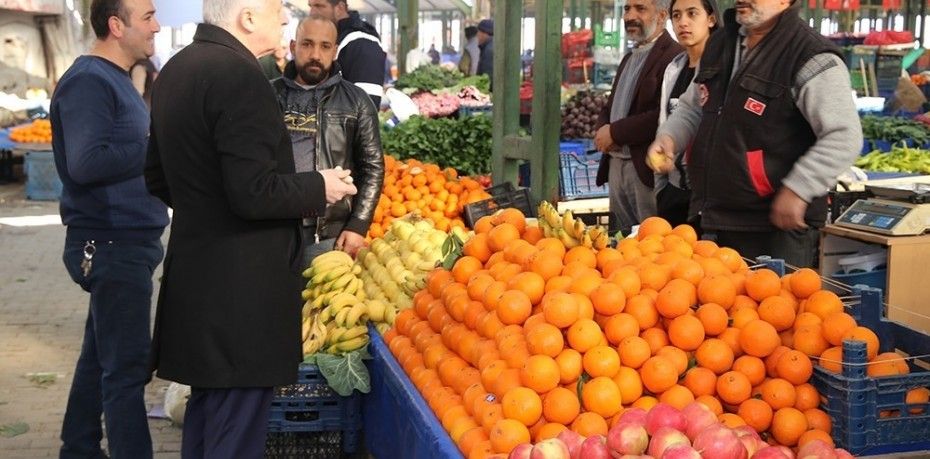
[145, 24, 327, 388]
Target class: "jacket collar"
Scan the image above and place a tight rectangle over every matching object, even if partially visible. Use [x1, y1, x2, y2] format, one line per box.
[193, 23, 259, 68]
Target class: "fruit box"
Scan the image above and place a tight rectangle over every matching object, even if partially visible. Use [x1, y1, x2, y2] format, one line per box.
[267, 364, 362, 454]
[463, 187, 535, 228]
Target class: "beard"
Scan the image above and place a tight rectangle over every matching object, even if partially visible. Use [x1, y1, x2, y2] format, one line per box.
[298, 60, 331, 85]
[735, 2, 775, 28]
[625, 18, 659, 44]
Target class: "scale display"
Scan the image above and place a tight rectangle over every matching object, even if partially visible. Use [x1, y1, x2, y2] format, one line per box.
[835, 199, 930, 236]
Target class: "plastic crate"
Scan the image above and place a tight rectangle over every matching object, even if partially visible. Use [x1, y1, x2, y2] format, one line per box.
[519, 141, 596, 189]
[267, 364, 362, 454]
[564, 57, 594, 85]
[458, 104, 492, 118]
[811, 287, 930, 456]
[24, 150, 62, 201]
[593, 46, 622, 66]
[265, 431, 344, 459]
[593, 63, 617, 88]
[594, 25, 622, 47]
[561, 29, 593, 58]
[485, 182, 516, 201]
[463, 187, 534, 228]
[560, 150, 608, 200]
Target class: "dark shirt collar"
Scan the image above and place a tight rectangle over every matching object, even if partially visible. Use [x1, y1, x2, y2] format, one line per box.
[193, 23, 259, 68]
[85, 55, 130, 75]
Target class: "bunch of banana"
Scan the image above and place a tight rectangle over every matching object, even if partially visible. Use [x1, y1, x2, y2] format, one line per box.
[303, 292, 372, 357]
[536, 200, 611, 250]
[300, 250, 362, 303]
[301, 314, 328, 356]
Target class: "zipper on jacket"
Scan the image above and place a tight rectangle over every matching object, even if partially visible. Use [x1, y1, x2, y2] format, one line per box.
[314, 90, 337, 243]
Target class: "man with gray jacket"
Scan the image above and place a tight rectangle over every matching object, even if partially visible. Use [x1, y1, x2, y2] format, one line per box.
[274, 15, 384, 265]
[647, 0, 861, 267]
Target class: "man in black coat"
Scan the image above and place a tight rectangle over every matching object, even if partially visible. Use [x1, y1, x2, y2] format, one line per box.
[144, 0, 358, 457]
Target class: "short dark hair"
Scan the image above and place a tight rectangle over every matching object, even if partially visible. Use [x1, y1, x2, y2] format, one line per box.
[90, 0, 129, 39]
[465, 26, 478, 40]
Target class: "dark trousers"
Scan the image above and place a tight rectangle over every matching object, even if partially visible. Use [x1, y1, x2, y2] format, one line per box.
[181, 387, 274, 459]
[60, 239, 164, 459]
[702, 227, 820, 268]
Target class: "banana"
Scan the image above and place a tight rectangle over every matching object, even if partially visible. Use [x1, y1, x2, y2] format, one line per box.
[338, 325, 369, 342]
[335, 307, 351, 327]
[581, 232, 594, 249]
[355, 287, 367, 302]
[310, 294, 326, 310]
[587, 226, 603, 242]
[384, 305, 398, 324]
[395, 294, 413, 310]
[573, 218, 587, 240]
[342, 277, 361, 296]
[558, 228, 580, 248]
[367, 300, 387, 322]
[302, 266, 315, 279]
[301, 289, 313, 301]
[329, 272, 356, 291]
[328, 292, 359, 313]
[345, 302, 369, 327]
[319, 305, 333, 323]
[415, 260, 437, 272]
[311, 250, 353, 268]
[376, 323, 391, 335]
[594, 234, 610, 250]
[328, 326, 347, 344]
[334, 335, 370, 353]
[301, 316, 312, 342]
[351, 263, 362, 275]
[313, 317, 328, 344]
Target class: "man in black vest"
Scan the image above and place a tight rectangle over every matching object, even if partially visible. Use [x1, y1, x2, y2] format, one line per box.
[647, 0, 861, 267]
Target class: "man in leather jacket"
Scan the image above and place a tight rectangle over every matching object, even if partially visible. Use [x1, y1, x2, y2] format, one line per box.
[273, 16, 384, 265]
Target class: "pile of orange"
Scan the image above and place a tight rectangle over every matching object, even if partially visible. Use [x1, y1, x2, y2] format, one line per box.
[383, 212, 925, 458]
[370, 156, 491, 238]
[10, 119, 52, 144]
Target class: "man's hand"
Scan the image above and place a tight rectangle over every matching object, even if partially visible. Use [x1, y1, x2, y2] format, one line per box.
[336, 230, 366, 258]
[319, 168, 358, 204]
[646, 135, 676, 173]
[594, 125, 616, 152]
[770, 186, 809, 230]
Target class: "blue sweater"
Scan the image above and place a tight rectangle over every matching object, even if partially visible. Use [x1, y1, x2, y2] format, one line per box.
[51, 56, 168, 241]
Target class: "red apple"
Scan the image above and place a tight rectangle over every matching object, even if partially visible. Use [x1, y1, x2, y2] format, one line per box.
[797, 440, 837, 459]
[556, 429, 585, 459]
[647, 426, 690, 458]
[693, 424, 747, 459]
[732, 425, 761, 441]
[663, 444, 703, 459]
[734, 428, 762, 457]
[607, 422, 649, 455]
[681, 402, 718, 441]
[508, 442, 533, 459]
[617, 407, 648, 428]
[578, 435, 610, 459]
[531, 438, 570, 459]
[834, 448, 855, 459]
[487, 455, 510, 459]
[645, 403, 687, 435]
[752, 446, 793, 459]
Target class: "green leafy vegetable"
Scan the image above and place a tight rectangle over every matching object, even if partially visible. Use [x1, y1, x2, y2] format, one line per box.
[381, 115, 492, 176]
[861, 115, 930, 146]
[396, 66, 466, 92]
[314, 349, 372, 397]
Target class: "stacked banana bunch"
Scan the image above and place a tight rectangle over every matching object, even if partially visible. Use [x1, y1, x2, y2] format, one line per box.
[300, 251, 370, 356]
[537, 201, 610, 250]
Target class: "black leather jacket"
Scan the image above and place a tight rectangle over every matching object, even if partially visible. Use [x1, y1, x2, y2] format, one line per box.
[272, 62, 384, 240]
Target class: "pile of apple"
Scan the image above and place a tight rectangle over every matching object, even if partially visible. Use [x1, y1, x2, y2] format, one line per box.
[503, 403, 855, 459]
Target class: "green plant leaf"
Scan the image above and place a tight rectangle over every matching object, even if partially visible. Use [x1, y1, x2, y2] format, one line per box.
[0, 422, 29, 438]
[315, 350, 371, 397]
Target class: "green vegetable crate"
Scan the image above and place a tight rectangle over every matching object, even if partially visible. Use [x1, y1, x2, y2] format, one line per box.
[265, 364, 362, 458]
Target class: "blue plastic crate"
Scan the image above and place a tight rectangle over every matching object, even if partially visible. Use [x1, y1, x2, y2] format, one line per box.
[519, 141, 596, 189]
[268, 364, 362, 453]
[560, 150, 608, 200]
[24, 150, 62, 201]
[458, 105, 492, 118]
[593, 63, 617, 88]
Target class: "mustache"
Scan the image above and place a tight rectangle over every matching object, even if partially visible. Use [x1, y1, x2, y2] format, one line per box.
[302, 60, 326, 71]
[625, 20, 643, 28]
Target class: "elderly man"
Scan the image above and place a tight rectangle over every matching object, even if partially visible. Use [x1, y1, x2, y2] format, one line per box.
[144, 0, 358, 457]
[273, 15, 384, 264]
[647, 0, 862, 267]
[594, 0, 683, 236]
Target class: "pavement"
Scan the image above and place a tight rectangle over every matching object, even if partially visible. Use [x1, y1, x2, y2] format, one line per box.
[0, 180, 182, 458]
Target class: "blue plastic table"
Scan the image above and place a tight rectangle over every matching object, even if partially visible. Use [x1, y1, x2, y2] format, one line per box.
[363, 327, 463, 459]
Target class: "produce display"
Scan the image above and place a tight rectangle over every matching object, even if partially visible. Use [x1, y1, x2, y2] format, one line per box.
[458, 86, 492, 107]
[537, 201, 610, 249]
[500, 403, 856, 459]
[860, 115, 930, 146]
[381, 115, 493, 177]
[9, 119, 51, 143]
[300, 250, 370, 357]
[396, 65, 490, 93]
[560, 90, 608, 140]
[856, 146, 930, 174]
[411, 92, 461, 118]
[380, 209, 914, 458]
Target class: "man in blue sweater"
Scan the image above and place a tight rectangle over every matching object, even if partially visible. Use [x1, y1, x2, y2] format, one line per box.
[49, 0, 166, 457]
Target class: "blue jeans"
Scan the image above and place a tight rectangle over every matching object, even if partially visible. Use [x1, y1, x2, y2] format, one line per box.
[181, 387, 273, 459]
[59, 239, 164, 459]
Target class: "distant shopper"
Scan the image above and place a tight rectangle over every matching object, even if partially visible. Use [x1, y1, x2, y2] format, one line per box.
[309, 0, 387, 106]
[428, 43, 440, 65]
[50, 0, 167, 457]
[459, 25, 479, 76]
[129, 57, 157, 107]
[647, 0, 862, 267]
[476, 19, 494, 86]
[653, 0, 719, 227]
[273, 15, 384, 264]
[259, 43, 289, 80]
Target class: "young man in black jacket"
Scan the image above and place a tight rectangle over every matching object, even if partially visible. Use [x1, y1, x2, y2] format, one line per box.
[309, 0, 387, 106]
[274, 15, 384, 264]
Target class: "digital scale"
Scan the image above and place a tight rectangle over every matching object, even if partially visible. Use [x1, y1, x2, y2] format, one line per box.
[835, 183, 930, 236]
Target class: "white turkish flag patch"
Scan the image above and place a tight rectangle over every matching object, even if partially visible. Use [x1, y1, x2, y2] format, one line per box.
[744, 97, 766, 116]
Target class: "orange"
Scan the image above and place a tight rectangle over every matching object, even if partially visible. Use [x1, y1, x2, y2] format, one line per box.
[718, 412, 747, 428]
[613, 366, 644, 402]
[541, 292, 579, 329]
[761, 378, 797, 410]
[581, 376, 622, 417]
[453, 256, 484, 285]
[564, 246, 597, 269]
[657, 346, 689, 376]
[739, 319, 780, 357]
[804, 290, 844, 320]
[496, 290, 532, 325]
[618, 336, 652, 369]
[507, 271, 546, 306]
[520, 355, 561, 394]
[489, 418, 531, 454]
[776, 350, 813, 385]
[522, 226, 544, 244]
[463, 233, 493, 263]
[659, 384, 695, 410]
[716, 371, 752, 405]
[818, 346, 844, 374]
[793, 312, 822, 331]
[798, 429, 834, 448]
[555, 348, 583, 385]
[738, 398, 774, 433]
[526, 323, 564, 358]
[682, 367, 717, 397]
[804, 408, 832, 433]
[640, 356, 678, 393]
[668, 314, 706, 351]
[590, 282, 626, 315]
[713, 247, 743, 273]
[696, 303, 729, 336]
[793, 324, 830, 358]
[821, 311, 858, 346]
[731, 306, 760, 329]
[571, 412, 609, 437]
[789, 268, 822, 299]
[696, 395, 724, 415]
[542, 387, 581, 425]
[841, 326, 879, 361]
[906, 387, 930, 414]
[568, 271, 604, 296]
[488, 223, 521, 253]
[655, 278, 696, 318]
[732, 355, 767, 386]
[604, 313, 640, 345]
[566, 319, 603, 353]
[474, 215, 495, 234]
[770, 407, 808, 447]
[641, 327, 670, 354]
[427, 269, 455, 300]
[457, 426, 489, 456]
[638, 263, 672, 291]
[626, 294, 659, 330]
[501, 386, 542, 427]
[637, 216, 673, 240]
[671, 259, 705, 285]
[583, 345, 621, 378]
[535, 423, 567, 442]
[794, 383, 821, 411]
[758, 296, 797, 332]
[745, 269, 782, 302]
[695, 338, 735, 375]
[495, 208, 527, 234]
